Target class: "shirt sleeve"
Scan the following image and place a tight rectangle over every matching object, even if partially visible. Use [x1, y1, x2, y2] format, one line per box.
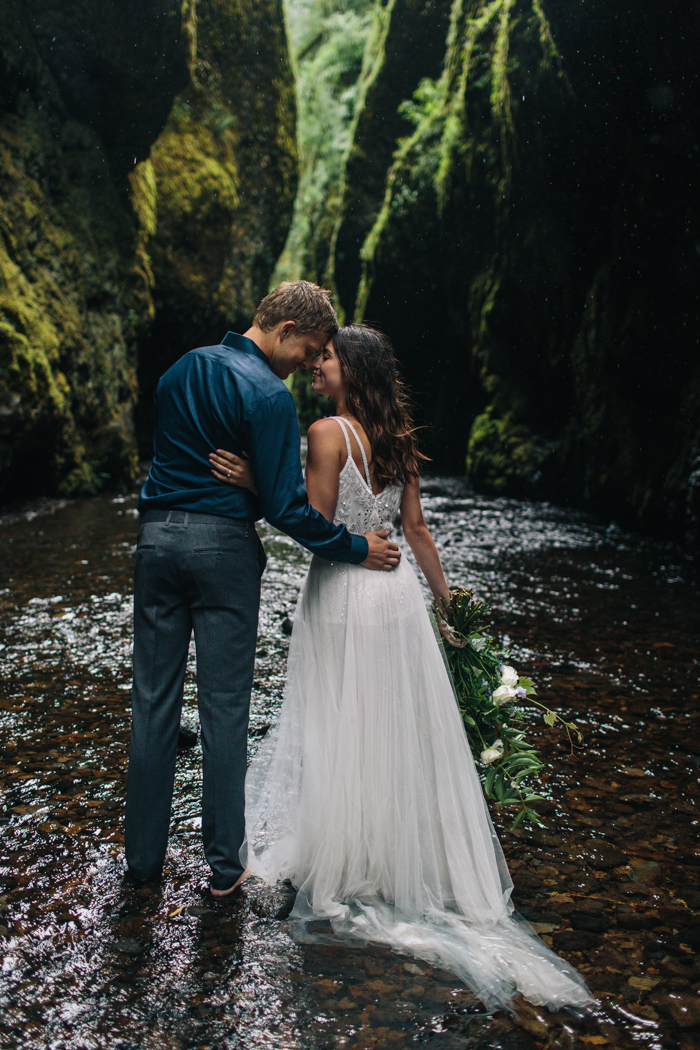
[244, 388, 369, 564]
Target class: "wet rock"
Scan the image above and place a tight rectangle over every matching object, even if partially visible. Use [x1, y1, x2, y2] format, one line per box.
[490, 1029, 538, 1050]
[527, 800, 557, 817]
[281, 617, 294, 636]
[186, 906, 218, 919]
[529, 922, 557, 934]
[0, 0, 297, 501]
[629, 860, 662, 885]
[246, 880, 296, 920]
[616, 908, 660, 931]
[658, 905, 690, 924]
[515, 827, 560, 849]
[648, 990, 700, 1028]
[619, 793, 655, 809]
[113, 937, 143, 956]
[583, 841, 628, 870]
[677, 926, 700, 951]
[552, 930, 602, 951]
[570, 910, 608, 933]
[512, 1000, 551, 1039]
[643, 939, 670, 961]
[177, 724, 198, 749]
[627, 975, 661, 991]
[661, 959, 698, 980]
[512, 873, 542, 891]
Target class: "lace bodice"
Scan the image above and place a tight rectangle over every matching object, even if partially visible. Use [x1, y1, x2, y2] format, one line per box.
[330, 417, 403, 535]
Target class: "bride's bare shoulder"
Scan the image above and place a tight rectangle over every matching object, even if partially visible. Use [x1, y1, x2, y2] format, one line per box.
[306, 418, 345, 460]
[307, 417, 343, 441]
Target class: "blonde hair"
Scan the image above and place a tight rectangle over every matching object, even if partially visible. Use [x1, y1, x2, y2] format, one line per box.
[253, 281, 338, 335]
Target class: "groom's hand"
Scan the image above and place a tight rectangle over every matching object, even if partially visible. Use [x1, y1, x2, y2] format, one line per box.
[362, 530, 401, 571]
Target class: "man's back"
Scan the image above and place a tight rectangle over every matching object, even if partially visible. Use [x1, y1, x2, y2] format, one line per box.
[139, 333, 287, 520]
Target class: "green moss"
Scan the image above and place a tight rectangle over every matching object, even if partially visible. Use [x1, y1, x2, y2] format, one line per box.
[144, 0, 298, 345]
[355, 0, 562, 318]
[0, 91, 144, 497]
[129, 160, 158, 239]
[466, 407, 550, 493]
[1, 0, 298, 502]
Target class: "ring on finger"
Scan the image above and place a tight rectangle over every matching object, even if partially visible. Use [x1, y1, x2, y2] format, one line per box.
[227, 469, 232, 478]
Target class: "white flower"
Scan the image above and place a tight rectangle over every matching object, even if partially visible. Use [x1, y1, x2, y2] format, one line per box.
[500, 665, 519, 689]
[491, 684, 517, 707]
[480, 739, 504, 765]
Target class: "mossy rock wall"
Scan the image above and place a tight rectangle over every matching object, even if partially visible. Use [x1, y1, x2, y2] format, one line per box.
[137, 0, 298, 416]
[0, 0, 297, 500]
[329, 0, 700, 547]
[328, 0, 452, 313]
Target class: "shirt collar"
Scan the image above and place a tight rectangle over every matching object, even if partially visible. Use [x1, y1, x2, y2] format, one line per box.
[221, 331, 270, 368]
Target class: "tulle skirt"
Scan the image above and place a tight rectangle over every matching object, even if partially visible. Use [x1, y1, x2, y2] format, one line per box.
[241, 555, 593, 1012]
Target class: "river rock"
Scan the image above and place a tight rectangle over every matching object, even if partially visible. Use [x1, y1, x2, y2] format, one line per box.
[616, 908, 660, 931]
[583, 841, 628, 871]
[553, 930, 602, 952]
[569, 910, 608, 933]
[113, 937, 144, 956]
[648, 991, 700, 1028]
[676, 926, 700, 951]
[629, 860, 662, 885]
[627, 976, 661, 991]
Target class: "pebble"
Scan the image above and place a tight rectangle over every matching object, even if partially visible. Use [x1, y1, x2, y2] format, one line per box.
[627, 975, 661, 991]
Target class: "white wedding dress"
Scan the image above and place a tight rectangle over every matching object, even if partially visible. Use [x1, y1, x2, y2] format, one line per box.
[241, 418, 593, 1012]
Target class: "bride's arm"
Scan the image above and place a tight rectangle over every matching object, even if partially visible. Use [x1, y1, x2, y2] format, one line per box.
[304, 418, 344, 519]
[399, 475, 450, 613]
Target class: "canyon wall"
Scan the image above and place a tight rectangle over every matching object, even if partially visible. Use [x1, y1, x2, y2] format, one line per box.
[0, 0, 296, 500]
[329, 0, 700, 546]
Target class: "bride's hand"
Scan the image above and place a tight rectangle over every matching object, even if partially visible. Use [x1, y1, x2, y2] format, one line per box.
[209, 449, 257, 495]
[434, 593, 452, 639]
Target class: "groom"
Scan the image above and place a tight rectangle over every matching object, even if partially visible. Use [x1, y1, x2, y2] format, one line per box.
[125, 281, 400, 895]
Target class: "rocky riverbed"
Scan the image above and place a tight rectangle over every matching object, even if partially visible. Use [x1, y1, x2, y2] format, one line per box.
[0, 478, 698, 1049]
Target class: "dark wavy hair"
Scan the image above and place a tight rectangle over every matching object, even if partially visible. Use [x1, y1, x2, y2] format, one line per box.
[331, 324, 428, 484]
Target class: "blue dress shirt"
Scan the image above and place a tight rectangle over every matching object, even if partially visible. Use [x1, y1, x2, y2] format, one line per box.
[138, 332, 369, 563]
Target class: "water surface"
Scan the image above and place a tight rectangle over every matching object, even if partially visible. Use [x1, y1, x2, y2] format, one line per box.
[0, 480, 698, 1049]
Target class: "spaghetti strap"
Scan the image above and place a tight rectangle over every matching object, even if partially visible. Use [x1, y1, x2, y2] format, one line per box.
[335, 417, 372, 487]
[331, 416, 353, 463]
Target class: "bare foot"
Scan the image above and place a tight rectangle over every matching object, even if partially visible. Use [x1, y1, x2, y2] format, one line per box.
[210, 869, 251, 898]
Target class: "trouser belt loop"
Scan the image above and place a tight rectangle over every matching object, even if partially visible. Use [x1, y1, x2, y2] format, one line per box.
[164, 510, 190, 526]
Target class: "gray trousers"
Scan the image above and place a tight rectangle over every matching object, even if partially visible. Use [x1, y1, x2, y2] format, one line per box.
[125, 509, 265, 889]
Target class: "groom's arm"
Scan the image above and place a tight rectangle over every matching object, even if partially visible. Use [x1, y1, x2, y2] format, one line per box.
[244, 388, 369, 564]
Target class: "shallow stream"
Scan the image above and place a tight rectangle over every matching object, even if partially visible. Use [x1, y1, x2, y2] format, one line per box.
[0, 479, 698, 1049]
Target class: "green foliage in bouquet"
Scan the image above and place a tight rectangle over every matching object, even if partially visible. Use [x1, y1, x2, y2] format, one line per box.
[433, 590, 583, 829]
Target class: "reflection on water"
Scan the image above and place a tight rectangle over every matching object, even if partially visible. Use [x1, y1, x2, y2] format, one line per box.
[0, 479, 698, 1049]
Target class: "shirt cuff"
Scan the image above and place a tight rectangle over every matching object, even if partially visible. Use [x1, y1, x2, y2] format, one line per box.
[349, 534, 369, 563]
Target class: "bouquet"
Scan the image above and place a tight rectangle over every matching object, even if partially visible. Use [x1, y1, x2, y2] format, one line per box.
[433, 589, 583, 828]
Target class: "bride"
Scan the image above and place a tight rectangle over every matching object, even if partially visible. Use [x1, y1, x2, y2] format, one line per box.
[209, 324, 593, 1012]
